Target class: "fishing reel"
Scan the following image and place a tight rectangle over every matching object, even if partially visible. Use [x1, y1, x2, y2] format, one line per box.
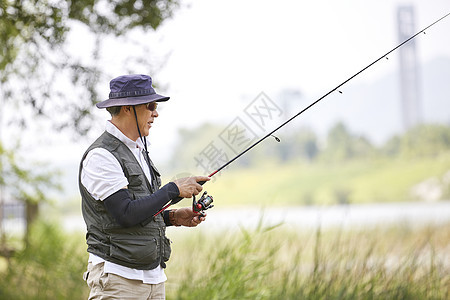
[192, 191, 214, 217]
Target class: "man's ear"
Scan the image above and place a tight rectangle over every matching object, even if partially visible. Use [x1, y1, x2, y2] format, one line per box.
[122, 106, 132, 114]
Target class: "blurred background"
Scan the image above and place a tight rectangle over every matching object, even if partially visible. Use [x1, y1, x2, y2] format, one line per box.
[1, 0, 449, 299]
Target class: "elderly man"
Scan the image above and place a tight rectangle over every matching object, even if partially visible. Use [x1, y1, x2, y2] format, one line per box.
[79, 74, 209, 299]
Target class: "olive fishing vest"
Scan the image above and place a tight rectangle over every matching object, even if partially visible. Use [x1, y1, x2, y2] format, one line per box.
[79, 131, 171, 270]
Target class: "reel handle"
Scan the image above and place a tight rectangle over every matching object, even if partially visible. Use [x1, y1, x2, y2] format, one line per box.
[195, 179, 210, 217]
[192, 194, 205, 218]
[192, 191, 214, 218]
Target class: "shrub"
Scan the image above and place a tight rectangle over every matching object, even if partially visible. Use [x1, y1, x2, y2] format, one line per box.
[0, 220, 89, 299]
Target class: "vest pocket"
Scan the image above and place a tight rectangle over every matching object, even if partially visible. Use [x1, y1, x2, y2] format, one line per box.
[126, 164, 145, 190]
[109, 234, 159, 265]
[162, 236, 172, 262]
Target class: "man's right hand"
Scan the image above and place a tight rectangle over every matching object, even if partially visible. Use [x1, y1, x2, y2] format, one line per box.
[172, 176, 210, 198]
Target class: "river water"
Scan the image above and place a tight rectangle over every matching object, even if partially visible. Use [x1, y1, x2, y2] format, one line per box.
[59, 201, 450, 233]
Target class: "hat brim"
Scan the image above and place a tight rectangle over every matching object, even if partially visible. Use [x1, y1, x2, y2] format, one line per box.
[96, 93, 170, 109]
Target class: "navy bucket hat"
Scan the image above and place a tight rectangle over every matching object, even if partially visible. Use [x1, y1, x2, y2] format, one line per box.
[96, 74, 170, 108]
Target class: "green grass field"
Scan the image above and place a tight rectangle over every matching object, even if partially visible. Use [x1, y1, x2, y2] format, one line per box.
[187, 152, 450, 207]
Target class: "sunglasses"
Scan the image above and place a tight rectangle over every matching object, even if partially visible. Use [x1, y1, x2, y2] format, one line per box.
[145, 102, 158, 111]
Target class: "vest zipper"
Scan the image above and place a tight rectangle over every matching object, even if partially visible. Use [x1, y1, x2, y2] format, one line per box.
[159, 227, 163, 252]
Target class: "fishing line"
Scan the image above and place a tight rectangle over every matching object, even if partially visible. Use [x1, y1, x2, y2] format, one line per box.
[206, 11, 450, 179]
[155, 11, 450, 217]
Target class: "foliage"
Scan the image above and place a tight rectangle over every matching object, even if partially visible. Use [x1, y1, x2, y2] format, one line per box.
[165, 222, 450, 299]
[0, 220, 88, 299]
[168, 123, 227, 173]
[400, 124, 450, 157]
[381, 124, 450, 158]
[0, 141, 61, 246]
[319, 122, 376, 162]
[254, 126, 320, 164]
[0, 141, 60, 205]
[167, 122, 450, 171]
[0, 0, 179, 135]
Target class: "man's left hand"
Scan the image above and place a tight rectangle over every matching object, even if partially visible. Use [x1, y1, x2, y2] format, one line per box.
[174, 207, 206, 227]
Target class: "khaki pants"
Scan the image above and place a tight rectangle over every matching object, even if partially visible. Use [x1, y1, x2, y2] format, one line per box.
[84, 262, 165, 300]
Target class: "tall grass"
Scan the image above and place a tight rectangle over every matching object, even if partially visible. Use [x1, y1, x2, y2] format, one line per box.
[0, 220, 448, 299]
[0, 220, 89, 299]
[166, 222, 450, 299]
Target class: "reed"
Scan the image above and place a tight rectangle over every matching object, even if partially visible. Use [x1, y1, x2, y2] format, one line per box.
[0, 220, 448, 299]
[166, 222, 450, 299]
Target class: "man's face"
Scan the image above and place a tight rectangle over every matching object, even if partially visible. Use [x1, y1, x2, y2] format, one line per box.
[134, 102, 159, 137]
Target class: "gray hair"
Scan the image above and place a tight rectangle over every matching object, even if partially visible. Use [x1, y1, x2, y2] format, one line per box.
[106, 106, 122, 116]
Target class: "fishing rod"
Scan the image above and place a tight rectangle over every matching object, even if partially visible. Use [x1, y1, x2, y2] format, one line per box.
[155, 11, 450, 217]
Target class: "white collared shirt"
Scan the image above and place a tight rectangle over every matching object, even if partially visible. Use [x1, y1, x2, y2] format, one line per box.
[81, 121, 166, 284]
